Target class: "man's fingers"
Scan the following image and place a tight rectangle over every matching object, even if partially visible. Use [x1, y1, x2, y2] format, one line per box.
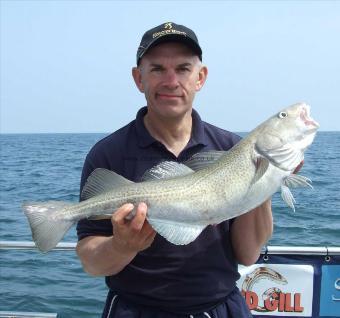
[140, 220, 155, 237]
[112, 203, 134, 225]
[130, 202, 148, 232]
[143, 231, 157, 249]
[147, 230, 157, 243]
[110, 202, 156, 252]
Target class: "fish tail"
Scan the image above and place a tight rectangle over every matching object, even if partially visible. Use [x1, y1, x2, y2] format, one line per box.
[22, 201, 75, 253]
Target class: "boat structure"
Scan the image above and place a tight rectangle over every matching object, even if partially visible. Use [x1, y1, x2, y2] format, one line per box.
[1, 241, 340, 317]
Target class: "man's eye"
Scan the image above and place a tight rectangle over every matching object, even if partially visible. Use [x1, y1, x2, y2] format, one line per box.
[151, 67, 162, 72]
[178, 67, 190, 73]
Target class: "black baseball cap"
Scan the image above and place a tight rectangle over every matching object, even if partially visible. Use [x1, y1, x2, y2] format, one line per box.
[136, 22, 202, 65]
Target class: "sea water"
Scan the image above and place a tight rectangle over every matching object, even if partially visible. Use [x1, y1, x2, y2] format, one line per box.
[1, 132, 339, 317]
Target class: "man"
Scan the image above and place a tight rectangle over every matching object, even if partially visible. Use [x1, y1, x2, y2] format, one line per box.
[76, 22, 273, 318]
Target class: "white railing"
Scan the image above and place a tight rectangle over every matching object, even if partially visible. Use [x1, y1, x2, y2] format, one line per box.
[263, 245, 340, 255]
[0, 311, 57, 318]
[0, 241, 76, 251]
[1, 240, 340, 255]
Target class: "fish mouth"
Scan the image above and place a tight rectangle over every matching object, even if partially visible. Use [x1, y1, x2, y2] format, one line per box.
[300, 104, 319, 131]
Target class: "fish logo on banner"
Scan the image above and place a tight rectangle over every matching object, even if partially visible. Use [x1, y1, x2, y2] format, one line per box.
[237, 264, 314, 316]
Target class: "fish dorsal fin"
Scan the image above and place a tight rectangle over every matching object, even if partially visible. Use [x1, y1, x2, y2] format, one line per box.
[284, 174, 313, 189]
[81, 168, 133, 201]
[147, 218, 205, 245]
[141, 161, 194, 181]
[184, 151, 226, 171]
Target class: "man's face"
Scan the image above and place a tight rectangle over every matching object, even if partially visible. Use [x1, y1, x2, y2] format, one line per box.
[132, 42, 207, 119]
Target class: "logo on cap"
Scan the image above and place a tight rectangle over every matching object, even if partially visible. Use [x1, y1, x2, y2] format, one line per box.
[164, 22, 173, 29]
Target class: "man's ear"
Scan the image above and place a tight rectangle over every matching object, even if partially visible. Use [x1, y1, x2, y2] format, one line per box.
[195, 65, 208, 91]
[132, 67, 144, 93]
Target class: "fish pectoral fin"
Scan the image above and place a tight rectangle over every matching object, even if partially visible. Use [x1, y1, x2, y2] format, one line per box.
[251, 156, 269, 184]
[280, 184, 296, 212]
[81, 168, 133, 201]
[141, 161, 194, 181]
[284, 174, 313, 189]
[184, 151, 226, 171]
[147, 218, 205, 245]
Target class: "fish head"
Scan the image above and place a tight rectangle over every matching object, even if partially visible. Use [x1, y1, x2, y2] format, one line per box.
[254, 102, 319, 171]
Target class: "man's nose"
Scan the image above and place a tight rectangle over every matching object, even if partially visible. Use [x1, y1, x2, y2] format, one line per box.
[162, 70, 179, 88]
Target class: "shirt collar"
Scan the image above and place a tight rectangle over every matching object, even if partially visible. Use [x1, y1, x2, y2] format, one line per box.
[135, 106, 208, 149]
[135, 107, 157, 148]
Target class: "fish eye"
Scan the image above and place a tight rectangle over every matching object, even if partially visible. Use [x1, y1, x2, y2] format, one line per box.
[278, 111, 288, 119]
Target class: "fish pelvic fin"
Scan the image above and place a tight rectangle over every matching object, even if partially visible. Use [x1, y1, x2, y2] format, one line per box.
[280, 174, 313, 212]
[148, 218, 205, 245]
[284, 174, 313, 189]
[280, 185, 296, 212]
[22, 201, 75, 252]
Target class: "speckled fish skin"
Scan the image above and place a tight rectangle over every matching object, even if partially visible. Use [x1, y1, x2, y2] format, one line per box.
[23, 102, 319, 252]
[66, 102, 318, 222]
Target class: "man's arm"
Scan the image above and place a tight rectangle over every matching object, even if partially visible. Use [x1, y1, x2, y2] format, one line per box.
[76, 202, 156, 276]
[230, 199, 273, 266]
[230, 160, 305, 266]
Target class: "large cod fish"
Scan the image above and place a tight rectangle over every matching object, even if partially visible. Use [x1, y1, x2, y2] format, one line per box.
[23, 102, 319, 252]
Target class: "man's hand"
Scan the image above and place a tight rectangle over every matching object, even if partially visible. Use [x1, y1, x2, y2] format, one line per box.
[231, 199, 273, 266]
[76, 202, 156, 276]
[111, 202, 156, 254]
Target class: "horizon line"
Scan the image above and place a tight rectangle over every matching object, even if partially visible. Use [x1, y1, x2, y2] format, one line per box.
[0, 130, 338, 135]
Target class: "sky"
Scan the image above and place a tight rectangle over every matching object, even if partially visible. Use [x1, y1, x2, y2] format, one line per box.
[1, 0, 340, 133]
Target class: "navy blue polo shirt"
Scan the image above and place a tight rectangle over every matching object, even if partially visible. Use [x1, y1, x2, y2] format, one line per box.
[77, 106, 242, 314]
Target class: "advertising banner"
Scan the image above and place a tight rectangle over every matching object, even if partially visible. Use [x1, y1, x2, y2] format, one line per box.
[237, 253, 340, 317]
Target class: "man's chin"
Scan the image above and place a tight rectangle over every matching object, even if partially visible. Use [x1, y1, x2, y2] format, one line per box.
[148, 103, 191, 119]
